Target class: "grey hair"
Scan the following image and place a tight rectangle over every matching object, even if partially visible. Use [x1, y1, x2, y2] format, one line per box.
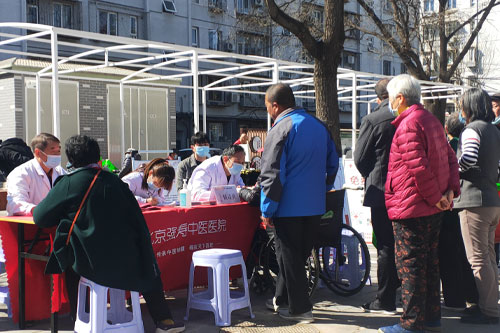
[386, 74, 421, 106]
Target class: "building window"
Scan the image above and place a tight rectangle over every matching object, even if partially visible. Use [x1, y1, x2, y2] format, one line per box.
[424, 0, 434, 12]
[99, 11, 117, 36]
[237, 0, 250, 14]
[27, 0, 38, 24]
[400, 63, 407, 74]
[208, 30, 220, 50]
[162, 0, 177, 13]
[209, 123, 224, 142]
[448, 0, 456, 8]
[313, 10, 324, 24]
[470, 0, 476, 7]
[130, 16, 137, 38]
[383, 60, 391, 75]
[192, 27, 199, 47]
[53, 3, 72, 29]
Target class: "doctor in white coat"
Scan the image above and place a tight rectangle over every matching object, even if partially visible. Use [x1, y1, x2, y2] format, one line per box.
[122, 158, 175, 205]
[6, 133, 66, 215]
[188, 145, 246, 201]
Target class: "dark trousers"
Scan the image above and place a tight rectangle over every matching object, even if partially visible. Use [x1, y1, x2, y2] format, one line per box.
[65, 269, 172, 324]
[438, 210, 478, 307]
[393, 213, 442, 330]
[273, 215, 319, 314]
[371, 206, 400, 308]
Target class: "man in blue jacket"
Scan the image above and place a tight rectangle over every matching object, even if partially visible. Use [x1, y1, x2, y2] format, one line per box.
[260, 83, 338, 322]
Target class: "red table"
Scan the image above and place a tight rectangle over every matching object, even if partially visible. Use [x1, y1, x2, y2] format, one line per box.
[0, 202, 260, 328]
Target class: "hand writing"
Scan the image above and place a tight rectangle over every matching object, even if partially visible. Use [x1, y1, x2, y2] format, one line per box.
[147, 197, 159, 206]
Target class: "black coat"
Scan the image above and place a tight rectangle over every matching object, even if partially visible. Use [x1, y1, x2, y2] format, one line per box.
[353, 100, 395, 207]
[33, 167, 160, 292]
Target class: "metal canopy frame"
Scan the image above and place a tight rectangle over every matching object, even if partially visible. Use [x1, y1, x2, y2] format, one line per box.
[0, 23, 466, 153]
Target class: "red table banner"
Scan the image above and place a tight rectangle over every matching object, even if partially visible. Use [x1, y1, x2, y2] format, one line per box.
[0, 202, 260, 323]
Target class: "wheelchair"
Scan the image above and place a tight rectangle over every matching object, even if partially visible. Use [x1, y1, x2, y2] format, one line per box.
[245, 189, 371, 297]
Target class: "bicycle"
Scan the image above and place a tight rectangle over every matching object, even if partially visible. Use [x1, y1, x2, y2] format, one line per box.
[246, 189, 371, 298]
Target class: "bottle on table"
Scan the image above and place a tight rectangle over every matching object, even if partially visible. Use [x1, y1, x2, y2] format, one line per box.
[179, 179, 191, 208]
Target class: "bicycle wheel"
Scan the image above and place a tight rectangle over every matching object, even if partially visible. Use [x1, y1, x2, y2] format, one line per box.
[320, 224, 370, 296]
[263, 235, 320, 298]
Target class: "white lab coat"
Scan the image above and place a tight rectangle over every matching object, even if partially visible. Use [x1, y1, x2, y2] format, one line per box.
[188, 155, 245, 201]
[121, 171, 164, 204]
[6, 159, 66, 215]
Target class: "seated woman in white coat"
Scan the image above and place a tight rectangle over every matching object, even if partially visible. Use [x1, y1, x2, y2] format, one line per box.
[7, 132, 66, 215]
[122, 158, 175, 205]
[188, 145, 245, 201]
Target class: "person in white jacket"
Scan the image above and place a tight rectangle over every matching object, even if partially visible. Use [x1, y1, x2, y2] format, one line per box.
[188, 145, 245, 202]
[6, 133, 66, 215]
[122, 158, 175, 205]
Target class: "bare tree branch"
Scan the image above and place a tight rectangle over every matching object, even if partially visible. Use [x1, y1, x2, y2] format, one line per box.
[446, 1, 500, 41]
[265, 0, 320, 59]
[447, 0, 498, 81]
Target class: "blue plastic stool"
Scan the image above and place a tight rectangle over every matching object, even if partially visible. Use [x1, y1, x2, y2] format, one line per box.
[184, 248, 254, 326]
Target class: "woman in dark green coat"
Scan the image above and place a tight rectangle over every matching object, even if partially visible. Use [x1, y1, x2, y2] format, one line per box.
[33, 135, 184, 333]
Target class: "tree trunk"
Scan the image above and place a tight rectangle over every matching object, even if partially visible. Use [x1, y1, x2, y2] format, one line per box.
[314, 56, 342, 154]
[424, 99, 447, 125]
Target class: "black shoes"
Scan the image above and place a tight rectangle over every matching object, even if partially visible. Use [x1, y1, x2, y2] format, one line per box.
[460, 311, 499, 325]
[361, 299, 397, 315]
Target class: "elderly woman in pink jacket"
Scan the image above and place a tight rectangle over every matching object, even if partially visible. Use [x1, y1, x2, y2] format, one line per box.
[378, 75, 460, 333]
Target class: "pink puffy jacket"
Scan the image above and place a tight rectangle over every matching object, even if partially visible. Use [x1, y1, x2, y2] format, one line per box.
[385, 104, 460, 220]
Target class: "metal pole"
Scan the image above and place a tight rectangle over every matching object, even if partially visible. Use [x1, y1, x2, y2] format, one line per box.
[36, 73, 42, 134]
[192, 51, 199, 132]
[202, 88, 207, 133]
[50, 30, 60, 137]
[351, 73, 357, 151]
[270, 62, 279, 130]
[120, 82, 126, 161]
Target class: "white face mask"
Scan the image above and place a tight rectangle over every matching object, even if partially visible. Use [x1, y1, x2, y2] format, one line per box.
[41, 151, 61, 169]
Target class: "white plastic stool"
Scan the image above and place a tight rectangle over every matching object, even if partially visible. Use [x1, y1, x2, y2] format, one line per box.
[184, 248, 254, 326]
[0, 246, 11, 317]
[74, 277, 144, 333]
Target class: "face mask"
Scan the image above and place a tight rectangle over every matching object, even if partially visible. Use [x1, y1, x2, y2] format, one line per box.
[228, 161, 244, 176]
[458, 112, 466, 125]
[147, 178, 158, 191]
[41, 152, 61, 169]
[493, 115, 500, 126]
[195, 146, 210, 157]
[389, 99, 400, 117]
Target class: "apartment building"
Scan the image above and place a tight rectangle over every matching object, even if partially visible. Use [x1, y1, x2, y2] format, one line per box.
[0, 0, 408, 154]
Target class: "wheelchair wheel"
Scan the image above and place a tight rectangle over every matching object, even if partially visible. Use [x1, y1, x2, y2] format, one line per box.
[263, 234, 320, 298]
[320, 224, 370, 296]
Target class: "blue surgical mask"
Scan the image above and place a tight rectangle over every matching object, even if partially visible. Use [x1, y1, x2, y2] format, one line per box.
[195, 146, 210, 157]
[388, 100, 399, 117]
[41, 152, 61, 169]
[493, 115, 500, 126]
[458, 112, 466, 124]
[228, 162, 244, 176]
[147, 178, 158, 191]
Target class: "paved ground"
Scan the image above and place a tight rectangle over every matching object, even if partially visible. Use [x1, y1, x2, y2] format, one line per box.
[1, 246, 499, 332]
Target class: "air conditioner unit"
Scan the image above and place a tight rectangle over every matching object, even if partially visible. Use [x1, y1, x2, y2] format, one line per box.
[231, 94, 240, 103]
[254, 0, 263, 6]
[347, 55, 356, 65]
[225, 42, 234, 52]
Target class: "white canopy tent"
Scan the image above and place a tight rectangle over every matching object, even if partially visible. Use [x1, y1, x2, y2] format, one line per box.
[0, 23, 466, 155]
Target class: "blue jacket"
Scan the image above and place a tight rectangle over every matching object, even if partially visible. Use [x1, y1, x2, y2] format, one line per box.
[260, 108, 339, 218]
